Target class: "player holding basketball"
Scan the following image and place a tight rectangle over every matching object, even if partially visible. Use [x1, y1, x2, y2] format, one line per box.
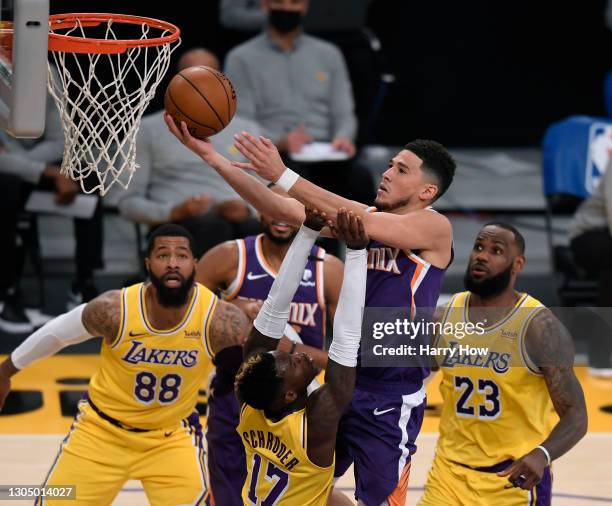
[166, 116, 456, 505]
[235, 207, 368, 505]
[420, 223, 587, 505]
[0, 224, 248, 506]
[197, 186, 343, 506]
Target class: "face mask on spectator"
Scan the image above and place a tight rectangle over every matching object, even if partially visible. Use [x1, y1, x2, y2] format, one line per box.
[268, 9, 303, 33]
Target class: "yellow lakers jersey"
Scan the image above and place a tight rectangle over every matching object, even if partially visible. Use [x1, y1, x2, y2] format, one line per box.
[435, 291, 556, 467]
[88, 282, 218, 430]
[238, 404, 334, 506]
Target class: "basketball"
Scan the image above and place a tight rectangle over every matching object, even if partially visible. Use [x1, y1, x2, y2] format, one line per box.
[164, 65, 237, 139]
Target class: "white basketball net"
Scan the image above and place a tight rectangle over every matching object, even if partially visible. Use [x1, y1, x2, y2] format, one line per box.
[47, 18, 180, 195]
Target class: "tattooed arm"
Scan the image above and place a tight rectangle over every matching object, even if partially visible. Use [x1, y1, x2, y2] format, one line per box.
[209, 299, 250, 355]
[526, 309, 588, 457]
[498, 308, 587, 489]
[82, 290, 123, 344]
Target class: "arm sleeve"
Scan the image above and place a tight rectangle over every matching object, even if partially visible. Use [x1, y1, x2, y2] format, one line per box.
[219, 0, 266, 31]
[117, 121, 174, 224]
[11, 305, 94, 369]
[328, 248, 367, 367]
[329, 47, 358, 141]
[253, 225, 319, 339]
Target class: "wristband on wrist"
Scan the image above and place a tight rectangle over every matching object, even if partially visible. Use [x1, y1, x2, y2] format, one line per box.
[536, 445, 551, 466]
[276, 167, 299, 192]
[289, 341, 297, 354]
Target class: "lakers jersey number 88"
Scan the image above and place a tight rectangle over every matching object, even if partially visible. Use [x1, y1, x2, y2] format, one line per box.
[436, 291, 556, 466]
[88, 282, 218, 430]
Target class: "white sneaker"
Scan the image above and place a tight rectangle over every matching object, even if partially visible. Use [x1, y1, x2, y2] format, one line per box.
[0, 301, 34, 334]
[588, 367, 612, 379]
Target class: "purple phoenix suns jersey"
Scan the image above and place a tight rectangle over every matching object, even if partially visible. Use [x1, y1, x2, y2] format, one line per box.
[224, 234, 327, 349]
[358, 218, 452, 394]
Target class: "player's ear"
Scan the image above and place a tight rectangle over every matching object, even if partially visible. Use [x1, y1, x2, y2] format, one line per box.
[512, 255, 525, 274]
[420, 183, 438, 202]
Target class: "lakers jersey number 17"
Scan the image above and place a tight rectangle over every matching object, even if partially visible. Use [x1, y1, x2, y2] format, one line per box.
[238, 404, 334, 506]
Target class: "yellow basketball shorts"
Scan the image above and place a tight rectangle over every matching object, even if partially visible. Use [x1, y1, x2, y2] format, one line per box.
[419, 454, 552, 506]
[37, 400, 210, 506]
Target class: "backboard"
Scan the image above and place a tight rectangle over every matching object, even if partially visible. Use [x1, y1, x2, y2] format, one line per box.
[0, 0, 49, 138]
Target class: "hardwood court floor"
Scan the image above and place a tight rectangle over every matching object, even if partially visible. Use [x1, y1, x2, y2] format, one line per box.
[1, 356, 611, 504]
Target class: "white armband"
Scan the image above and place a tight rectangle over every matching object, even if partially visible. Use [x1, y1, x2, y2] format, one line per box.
[275, 167, 299, 192]
[11, 304, 94, 370]
[536, 445, 552, 466]
[329, 248, 368, 367]
[283, 324, 303, 344]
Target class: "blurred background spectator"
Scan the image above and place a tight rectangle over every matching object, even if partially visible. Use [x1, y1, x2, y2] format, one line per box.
[569, 160, 612, 375]
[224, 0, 375, 239]
[0, 90, 103, 333]
[219, 0, 377, 145]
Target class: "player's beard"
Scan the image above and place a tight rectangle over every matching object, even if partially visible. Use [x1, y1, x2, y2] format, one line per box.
[149, 269, 196, 308]
[261, 221, 298, 245]
[463, 263, 513, 298]
[373, 196, 411, 212]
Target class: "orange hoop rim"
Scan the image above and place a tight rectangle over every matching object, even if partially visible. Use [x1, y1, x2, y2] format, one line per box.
[48, 13, 181, 54]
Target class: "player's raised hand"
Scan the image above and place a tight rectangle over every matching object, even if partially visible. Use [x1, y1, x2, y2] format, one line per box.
[330, 208, 369, 250]
[497, 448, 548, 490]
[303, 208, 327, 231]
[231, 132, 286, 183]
[164, 113, 224, 168]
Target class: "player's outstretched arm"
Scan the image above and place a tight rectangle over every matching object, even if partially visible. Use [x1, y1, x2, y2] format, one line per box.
[498, 309, 588, 490]
[275, 252, 344, 369]
[164, 114, 305, 225]
[0, 290, 121, 411]
[306, 209, 369, 468]
[242, 211, 325, 359]
[232, 132, 452, 256]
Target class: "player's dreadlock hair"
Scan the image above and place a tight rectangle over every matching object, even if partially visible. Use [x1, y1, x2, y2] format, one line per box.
[235, 352, 283, 410]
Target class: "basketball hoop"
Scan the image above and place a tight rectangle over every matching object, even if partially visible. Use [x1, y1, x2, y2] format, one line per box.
[47, 13, 181, 195]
